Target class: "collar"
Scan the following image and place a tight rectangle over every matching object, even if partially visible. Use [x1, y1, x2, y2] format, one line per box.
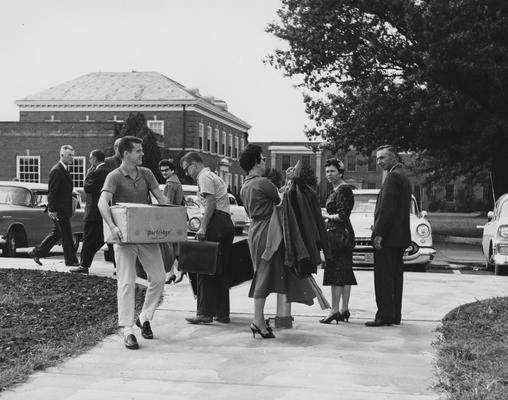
[389, 163, 401, 173]
[96, 162, 105, 169]
[119, 164, 140, 177]
[166, 175, 180, 183]
[196, 167, 210, 181]
[59, 160, 68, 170]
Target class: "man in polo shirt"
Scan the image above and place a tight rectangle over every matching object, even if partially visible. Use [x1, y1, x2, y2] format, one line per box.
[98, 136, 169, 350]
[180, 152, 235, 324]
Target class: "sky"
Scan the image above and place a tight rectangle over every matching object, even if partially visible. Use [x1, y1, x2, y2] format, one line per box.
[0, 0, 311, 142]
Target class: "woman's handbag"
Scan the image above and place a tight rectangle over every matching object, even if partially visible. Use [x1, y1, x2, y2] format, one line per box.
[178, 240, 220, 275]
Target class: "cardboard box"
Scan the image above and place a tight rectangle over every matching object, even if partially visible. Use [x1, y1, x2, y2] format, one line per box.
[104, 202, 187, 244]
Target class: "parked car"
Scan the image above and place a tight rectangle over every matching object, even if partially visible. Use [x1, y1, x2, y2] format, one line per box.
[323, 189, 435, 270]
[478, 193, 508, 275]
[182, 184, 250, 235]
[0, 181, 84, 257]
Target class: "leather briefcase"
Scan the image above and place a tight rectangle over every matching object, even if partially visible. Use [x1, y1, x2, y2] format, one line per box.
[178, 240, 220, 275]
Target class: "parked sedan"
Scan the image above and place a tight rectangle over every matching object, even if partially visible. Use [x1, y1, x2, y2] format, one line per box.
[323, 189, 435, 270]
[479, 193, 508, 275]
[0, 181, 84, 257]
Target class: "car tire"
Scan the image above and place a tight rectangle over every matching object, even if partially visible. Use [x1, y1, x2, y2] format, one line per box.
[234, 227, 244, 236]
[3, 228, 19, 257]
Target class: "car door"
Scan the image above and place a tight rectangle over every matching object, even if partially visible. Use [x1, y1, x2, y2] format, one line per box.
[25, 190, 53, 245]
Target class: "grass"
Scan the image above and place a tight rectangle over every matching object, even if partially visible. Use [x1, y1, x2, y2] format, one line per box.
[433, 297, 508, 399]
[428, 213, 486, 238]
[0, 268, 145, 392]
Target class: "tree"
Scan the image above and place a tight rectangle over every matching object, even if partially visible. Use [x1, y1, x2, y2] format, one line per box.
[116, 112, 163, 182]
[299, 163, 318, 188]
[267, 0, 508, 195]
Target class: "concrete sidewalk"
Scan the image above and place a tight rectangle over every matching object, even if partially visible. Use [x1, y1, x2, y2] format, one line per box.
[1, 254, 507, 399]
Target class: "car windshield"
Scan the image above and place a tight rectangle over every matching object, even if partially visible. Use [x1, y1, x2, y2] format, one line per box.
[352, 193, 417, 214]
[0, 186, 32, 206]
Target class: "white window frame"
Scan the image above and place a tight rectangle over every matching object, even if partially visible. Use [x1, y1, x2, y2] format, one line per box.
[221, 131, 226, 155]
[234, 136, 239, 159]
[234, 174, 238, 193]
[239, 175, 244, 188]
[228, 134, 233, 157]
[199, 123, 205, 150]
[214, 128, 219, 154]
[147, 119, 164, 136]
[16, 155, 40, 183]
[240, 138, 245, 152]
[206, 126, 212, 153]
[69, 156, 86, 189]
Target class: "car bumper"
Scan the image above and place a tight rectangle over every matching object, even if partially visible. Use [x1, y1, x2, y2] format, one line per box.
[353, 245, 436, 266]
[492, 254, 508, 266]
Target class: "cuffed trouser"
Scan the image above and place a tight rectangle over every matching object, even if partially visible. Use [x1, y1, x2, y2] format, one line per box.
[114, 243, 165, 326]
[373, 247, 405, 322]
[36, 217, 78, 265]
[196, 211, 235, 318]
[80, 219, 104, 269]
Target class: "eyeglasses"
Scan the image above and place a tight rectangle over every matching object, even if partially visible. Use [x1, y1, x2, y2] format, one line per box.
[160, 168, 170, 173]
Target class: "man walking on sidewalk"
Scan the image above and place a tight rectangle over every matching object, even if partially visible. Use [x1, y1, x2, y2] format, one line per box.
[70, 149, 109, 274]
[29, 145, 79, 267]
[366, 145, 411, 327]
[98, 136, 169, 350]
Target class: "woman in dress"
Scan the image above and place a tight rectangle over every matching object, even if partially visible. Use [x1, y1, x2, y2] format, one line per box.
[320, 158, 357, 324]
[239, 144, 295, 339]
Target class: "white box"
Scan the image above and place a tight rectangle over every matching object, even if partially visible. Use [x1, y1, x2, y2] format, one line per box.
[104, 202, 187, 244]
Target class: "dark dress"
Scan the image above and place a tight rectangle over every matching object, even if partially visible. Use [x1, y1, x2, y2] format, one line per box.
[323, 184, 358, 286]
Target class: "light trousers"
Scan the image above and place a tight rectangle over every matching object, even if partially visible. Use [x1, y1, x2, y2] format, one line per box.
[114, 243, 165, 326]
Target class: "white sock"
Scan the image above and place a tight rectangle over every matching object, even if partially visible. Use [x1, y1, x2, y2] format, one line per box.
[123, 326, 134, 336]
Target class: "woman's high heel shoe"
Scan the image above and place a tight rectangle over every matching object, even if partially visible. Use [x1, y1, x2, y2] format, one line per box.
[319, 310, 342, 324]
[174, 272, 185, 284]
[339, 310, 350, 322]
[250, 323, 275, 339]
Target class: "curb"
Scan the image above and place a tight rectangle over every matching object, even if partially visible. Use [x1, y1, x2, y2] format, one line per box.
[433, 234, 482, 245]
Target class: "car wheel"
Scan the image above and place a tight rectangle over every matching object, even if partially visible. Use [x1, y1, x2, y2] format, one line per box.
[3, 228, 18, 257]
[235, 227, 244, 236]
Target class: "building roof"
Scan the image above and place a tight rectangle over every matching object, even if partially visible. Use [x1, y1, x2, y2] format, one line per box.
[17, 72, 251, 130]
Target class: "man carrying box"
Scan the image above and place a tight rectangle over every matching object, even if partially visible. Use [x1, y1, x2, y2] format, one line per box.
[98, 136, 169, 350]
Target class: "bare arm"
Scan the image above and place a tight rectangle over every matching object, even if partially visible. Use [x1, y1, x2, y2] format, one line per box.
[151, 186, 169, 205]
[98, 191, 122, 242]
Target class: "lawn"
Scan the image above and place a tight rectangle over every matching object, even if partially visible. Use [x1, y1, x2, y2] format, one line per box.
[0, 268, 145, 392]
[433, 297, 508, 399]
[427, 213, 487, 238]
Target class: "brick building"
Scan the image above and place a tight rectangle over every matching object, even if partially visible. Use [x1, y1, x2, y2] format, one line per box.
[0, 71, 250, 194]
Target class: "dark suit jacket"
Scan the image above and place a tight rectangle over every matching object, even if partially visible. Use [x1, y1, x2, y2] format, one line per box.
[372, 165, 412, 248]
[48, 162, 74, 218]
[83, 164, 110, 221]
[104, 155, 122, 171]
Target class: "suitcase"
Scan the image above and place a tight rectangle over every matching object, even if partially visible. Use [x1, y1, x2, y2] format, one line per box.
[178, 240, 220, 275]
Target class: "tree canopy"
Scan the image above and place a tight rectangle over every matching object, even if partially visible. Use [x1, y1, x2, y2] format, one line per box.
[267, 0, 508, 191]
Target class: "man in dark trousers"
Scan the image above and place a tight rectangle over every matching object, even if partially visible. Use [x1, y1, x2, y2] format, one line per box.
[29, 145, 79, 267]
[70, 149, 109, 274]
[103, 137, 122, 266]
[180, 152, 235, 324]
[366, 145, 411, 327]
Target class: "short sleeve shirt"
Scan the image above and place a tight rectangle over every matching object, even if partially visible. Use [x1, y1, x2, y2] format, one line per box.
[102, 166, 159, 205]
[196, 168, 230, 213]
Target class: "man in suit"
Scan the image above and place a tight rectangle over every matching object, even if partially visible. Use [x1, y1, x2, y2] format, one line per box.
[29, 145, 79, 267]
[103, 137, 122, 266]
[366, 145, 412, 327]
[70, 149, 109, 274]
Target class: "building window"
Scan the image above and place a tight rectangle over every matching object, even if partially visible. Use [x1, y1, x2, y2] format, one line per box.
[482, 185, 490, 203]
[239, 175, 244, 188]
[214, 129, 219, 154]
[222, 131, 226, 155]
[234, 137, 239, 159]
[17, 156, 40, 183]
[367, 182, 376, 189]
[414, 184, 422, 205]
[228, 134, 233, 157]
[206, 126, 212, 152]
[69, 156, 86, 188]
[368, 155, 377, 171]
[147, 120, 164, 135]
[199, 123, 204, 150]
[445, 184, 455, 202]
[346, 155, 356, 171]
[240, 138, 245, 152]
[233, 174, 238, 194]
[282, 155, 291, 170]
[302, 155, 310, 166]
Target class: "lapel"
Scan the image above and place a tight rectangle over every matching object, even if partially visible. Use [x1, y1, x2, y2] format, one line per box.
[58, 162, 72, 186]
